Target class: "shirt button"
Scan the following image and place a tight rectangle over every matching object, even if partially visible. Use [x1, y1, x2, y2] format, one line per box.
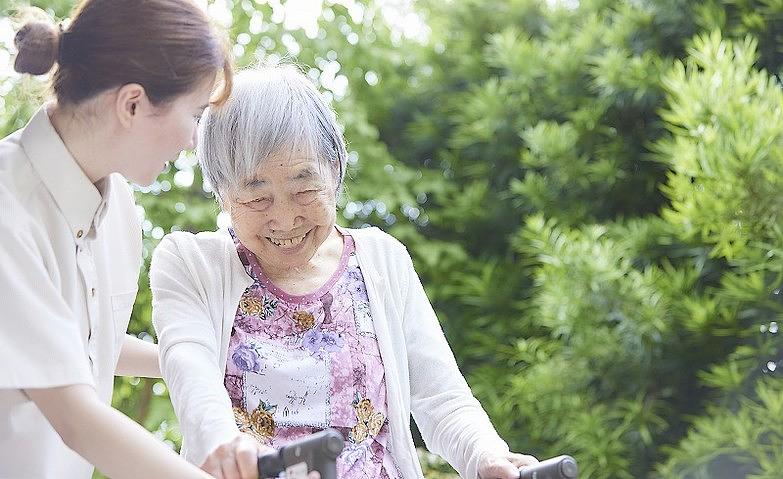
[76, 230, 84, 238]
[91, 288, 96, 297]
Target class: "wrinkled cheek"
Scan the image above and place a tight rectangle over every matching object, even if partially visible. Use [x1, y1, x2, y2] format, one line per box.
[310, 201, 337, 225]
[231, 210, 268, 239]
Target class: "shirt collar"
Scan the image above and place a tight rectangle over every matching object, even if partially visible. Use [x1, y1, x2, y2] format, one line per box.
[20, 106, 104, 240]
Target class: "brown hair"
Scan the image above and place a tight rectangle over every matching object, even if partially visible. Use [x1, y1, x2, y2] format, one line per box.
[14, 0, 233, 106]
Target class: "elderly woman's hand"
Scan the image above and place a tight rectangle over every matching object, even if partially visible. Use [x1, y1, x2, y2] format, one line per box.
[478, 450, 538, 479]
[200, 433, 270, 479]
[200, 433, 320, 479]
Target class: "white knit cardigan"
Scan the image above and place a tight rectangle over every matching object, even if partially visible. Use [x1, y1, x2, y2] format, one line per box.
[150, 226, 509, 479]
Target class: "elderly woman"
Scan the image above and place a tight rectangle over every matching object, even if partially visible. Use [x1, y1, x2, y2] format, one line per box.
[151, 65, 537, 479]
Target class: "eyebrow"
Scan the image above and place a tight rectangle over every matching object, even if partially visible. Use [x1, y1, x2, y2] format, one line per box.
[292, 166, 317, 181]
[242, 165, 319, 189]
[244, 178, 266, 188]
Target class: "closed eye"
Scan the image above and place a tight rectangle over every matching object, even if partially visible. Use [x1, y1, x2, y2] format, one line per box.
[295, 190, 319, 203]
[243, 197, 272, 210]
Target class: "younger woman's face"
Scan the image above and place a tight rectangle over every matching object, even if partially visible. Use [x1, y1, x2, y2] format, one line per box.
[224, 152, 338, 276]
[123, 78, 214, 186]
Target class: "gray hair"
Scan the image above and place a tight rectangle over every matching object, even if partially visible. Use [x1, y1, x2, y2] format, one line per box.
[197, 64, 347, 198]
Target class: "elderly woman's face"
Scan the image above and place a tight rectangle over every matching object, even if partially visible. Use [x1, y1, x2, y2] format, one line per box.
[224, 153, 337, 273]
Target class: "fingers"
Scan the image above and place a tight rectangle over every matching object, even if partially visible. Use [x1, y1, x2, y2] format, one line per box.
[219, 453, 241, 479]
[201, 453, 223, 479]
[490, 460, 521, 479]
[479, 452, 539, 479]
[201, 435, 261, 479]
[507, 452, 538, 468]
[234, 436, 259, 479]
[479, 453, 518, 479]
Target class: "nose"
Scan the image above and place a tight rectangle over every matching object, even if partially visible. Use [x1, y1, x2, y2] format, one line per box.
[265, 199, 305, 232]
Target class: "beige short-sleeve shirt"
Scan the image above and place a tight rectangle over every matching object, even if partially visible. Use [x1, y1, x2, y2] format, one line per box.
[0, 107, 142, 478]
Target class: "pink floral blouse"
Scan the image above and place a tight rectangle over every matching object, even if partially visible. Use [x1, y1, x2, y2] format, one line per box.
[225, 229, 403, 479]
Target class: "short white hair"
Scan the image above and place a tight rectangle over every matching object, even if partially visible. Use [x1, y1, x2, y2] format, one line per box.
[197, 64, 347, 198]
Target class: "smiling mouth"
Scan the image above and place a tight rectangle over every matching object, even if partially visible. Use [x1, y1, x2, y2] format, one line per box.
[266, 230, 309, 247]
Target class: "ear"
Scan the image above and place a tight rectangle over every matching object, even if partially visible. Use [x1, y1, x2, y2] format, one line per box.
[114, 83, 149, 128]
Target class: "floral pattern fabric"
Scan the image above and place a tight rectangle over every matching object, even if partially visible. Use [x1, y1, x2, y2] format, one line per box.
[225, 229, 402, 479]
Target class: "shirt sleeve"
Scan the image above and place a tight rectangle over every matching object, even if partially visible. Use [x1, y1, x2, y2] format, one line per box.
[401, 247, 510, 479]
[150, 234, 239, 466]
[0, 210, 94, 389]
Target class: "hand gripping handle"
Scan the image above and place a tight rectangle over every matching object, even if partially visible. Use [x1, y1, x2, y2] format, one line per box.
[519, 455, 578, 479]
[257, 428, 344, 479]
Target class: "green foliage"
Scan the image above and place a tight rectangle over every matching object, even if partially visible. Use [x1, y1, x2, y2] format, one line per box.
[657, 378, 783, 479]
[658, 31, 783, 261]
[2, 0, 783, 478]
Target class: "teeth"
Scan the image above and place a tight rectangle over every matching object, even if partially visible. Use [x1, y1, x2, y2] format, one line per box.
[269, 233, 306, 247]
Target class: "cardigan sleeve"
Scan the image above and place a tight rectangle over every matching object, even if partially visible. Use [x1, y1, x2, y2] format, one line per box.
[150, 233, 240, 466]
[401, 248, 510, 479]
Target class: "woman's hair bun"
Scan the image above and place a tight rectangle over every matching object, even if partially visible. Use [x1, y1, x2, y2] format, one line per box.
[14, 20, 60, 76]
